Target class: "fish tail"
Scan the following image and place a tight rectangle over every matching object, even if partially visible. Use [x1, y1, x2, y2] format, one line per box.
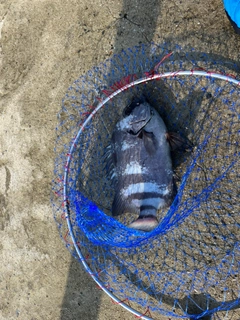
[128, 205, 158, 232]
[128, 216, 158, 232]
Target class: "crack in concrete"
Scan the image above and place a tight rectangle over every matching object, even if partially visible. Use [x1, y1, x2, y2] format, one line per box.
[5, 165, 11, 194]
[89, 0, 149, 44]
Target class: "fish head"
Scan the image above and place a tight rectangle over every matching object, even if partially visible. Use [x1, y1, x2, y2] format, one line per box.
[125, 98, 153, 135]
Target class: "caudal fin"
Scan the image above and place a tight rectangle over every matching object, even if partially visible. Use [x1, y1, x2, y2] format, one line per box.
[128, 216, 158, 232]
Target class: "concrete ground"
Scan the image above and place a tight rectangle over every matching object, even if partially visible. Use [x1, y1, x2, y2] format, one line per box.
[0, 0, 239, 319]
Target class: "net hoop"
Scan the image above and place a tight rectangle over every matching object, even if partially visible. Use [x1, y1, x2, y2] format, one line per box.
[62, 69, 240, 319]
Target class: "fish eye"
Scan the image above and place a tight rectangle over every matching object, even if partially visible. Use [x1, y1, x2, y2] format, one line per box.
[123, 101, 138, 117]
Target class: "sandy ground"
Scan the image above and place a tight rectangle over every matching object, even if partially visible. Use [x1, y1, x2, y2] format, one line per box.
[0, 0, 239, 319]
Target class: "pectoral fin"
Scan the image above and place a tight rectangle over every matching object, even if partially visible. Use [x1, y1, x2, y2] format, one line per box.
[141, 130, 157, 155]
[166, 132, 193, 152]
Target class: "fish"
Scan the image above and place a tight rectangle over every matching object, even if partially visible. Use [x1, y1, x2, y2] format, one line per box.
[106, 96, 187, 232]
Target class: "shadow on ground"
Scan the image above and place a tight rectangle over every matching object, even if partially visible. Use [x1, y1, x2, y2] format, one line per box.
[60, 257, 102, 320]
[60, 1, 161, 319]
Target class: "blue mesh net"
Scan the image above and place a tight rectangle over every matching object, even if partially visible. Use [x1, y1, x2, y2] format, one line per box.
[52, 43, 240, 319]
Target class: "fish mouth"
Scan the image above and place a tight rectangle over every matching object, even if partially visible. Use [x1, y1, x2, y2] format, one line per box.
[128, 216, 158, 232]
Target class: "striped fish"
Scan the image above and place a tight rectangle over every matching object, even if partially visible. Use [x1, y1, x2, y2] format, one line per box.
[106, 96, 178, 232]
